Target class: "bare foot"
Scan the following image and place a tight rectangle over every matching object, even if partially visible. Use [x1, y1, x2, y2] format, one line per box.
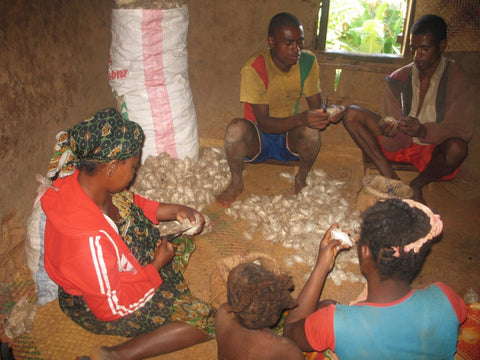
[87, 346, 118, 360]
[294, 173, 307, 194]
[216, 182, 243, 207]
[410, 185, 426, 205]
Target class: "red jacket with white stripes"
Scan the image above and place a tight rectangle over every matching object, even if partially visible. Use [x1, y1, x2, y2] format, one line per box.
[41, 170, 162, 321]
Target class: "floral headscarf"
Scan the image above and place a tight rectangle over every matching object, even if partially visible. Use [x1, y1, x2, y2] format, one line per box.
[46, 108, 144, 180]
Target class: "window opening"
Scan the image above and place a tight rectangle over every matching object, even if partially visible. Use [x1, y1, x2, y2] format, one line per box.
[316, 0, 414, 57]
[334, 68, 342, 91]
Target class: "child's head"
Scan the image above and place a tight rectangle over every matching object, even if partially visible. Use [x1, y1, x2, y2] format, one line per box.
[227, 262, 296, 330]
[359, 198, 443, 282]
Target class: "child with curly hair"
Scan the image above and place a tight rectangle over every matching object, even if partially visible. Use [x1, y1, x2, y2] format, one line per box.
[215, 262, 304, 360]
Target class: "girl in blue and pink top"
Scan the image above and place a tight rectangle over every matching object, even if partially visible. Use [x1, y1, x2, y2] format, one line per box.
[284, 198, 466, 360]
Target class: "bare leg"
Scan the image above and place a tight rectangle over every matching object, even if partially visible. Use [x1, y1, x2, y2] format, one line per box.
[343, 105, 399, 180]
[409, 138, 468, 203]
[216, 118, 259, 207]
[86, 322, 211, 360]
[288, 126, 321, 193]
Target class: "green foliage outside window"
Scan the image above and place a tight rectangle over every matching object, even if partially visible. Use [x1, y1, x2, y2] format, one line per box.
[323, 0, 407, 55]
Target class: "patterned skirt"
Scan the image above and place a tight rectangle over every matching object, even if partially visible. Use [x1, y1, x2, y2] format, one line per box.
[58, 192, 216, 338]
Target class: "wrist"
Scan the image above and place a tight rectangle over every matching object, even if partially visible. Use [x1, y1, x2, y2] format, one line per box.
[150, 260, 162, 271]
[417, 124, 427, 138]
[300, 111, 308, 126]
[312, 262, 330, 277]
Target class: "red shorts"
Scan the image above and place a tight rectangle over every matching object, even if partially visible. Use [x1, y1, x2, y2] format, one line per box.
[377, 136, 459, 181]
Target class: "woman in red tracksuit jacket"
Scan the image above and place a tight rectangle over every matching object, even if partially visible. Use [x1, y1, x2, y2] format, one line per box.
[41, 108, 216, 360]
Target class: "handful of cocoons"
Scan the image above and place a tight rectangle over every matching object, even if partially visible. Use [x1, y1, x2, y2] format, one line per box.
[384, 116, 401, 126]
[326, 105, 344, 117]
[179, 213, 204, 235]
[326, 105, 345, 123]
[331, 229, 353, 247]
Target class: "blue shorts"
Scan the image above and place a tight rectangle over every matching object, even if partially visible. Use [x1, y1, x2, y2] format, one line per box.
[244, 123, 299, 164]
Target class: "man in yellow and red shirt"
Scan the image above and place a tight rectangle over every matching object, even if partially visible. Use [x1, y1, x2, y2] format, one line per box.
[216, 12, 342, 207]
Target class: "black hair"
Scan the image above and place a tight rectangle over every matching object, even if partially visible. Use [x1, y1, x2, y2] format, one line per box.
[227, 262, 297, 330]
[411, 14, 447, 43]
[359, 199, 434, 282]
[268, 12, 302, 37]
[76, 159, 102, 176]
[76, 150, 141, 177]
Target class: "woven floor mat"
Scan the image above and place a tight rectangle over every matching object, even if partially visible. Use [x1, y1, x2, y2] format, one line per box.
[1, 265, 40, 359]
[25, 203, 319, 360]
[32, 299, 217, 360]
[0, 149, 375, 359]
[2, 145, 478, 359]
[1, 206, 315, 360]
[185, 202, 318, 306]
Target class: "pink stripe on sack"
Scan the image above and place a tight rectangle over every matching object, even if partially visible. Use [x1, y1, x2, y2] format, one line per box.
[141, 10, 177, 157]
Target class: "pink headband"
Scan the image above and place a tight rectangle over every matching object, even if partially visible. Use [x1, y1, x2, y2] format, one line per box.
[391, 199, 443, 257]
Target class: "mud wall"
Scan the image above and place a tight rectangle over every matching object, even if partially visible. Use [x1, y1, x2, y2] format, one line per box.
[0, 0, 115, 223]
[0, 0, 479, 223]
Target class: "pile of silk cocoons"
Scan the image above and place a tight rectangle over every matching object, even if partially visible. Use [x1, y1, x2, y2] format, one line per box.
[225, 169, 365, 285]
[132, 147, 364, 285]
[131, 147, 231, 235]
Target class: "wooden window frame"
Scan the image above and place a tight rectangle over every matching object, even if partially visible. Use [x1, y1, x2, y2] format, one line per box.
[315, 0, 416, 60]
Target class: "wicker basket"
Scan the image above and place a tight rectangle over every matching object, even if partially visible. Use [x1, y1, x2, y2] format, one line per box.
[356, 175, 413, 212]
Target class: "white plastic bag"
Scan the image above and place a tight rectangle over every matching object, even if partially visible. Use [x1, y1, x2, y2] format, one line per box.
[109, 6, 199, 162]
[25, 201, 58, 305]
[25, 201, 44, 280]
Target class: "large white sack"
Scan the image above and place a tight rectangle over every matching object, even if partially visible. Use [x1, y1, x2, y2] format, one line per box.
[109, 6, 199, 162]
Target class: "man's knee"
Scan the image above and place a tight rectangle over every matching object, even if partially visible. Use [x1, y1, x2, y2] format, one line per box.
[224, 118, 254, 144]
[342, 105, 362, 128]
[343, 105, 379, 133]
[290, 126, 320, 145]
[343, 105, 357, 117]
[441, 138, 468, 163]
[288, 127, 321, 157]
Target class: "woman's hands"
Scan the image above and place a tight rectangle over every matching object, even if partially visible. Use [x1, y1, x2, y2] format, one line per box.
[151, 205, 205, 271]
[175, 206, 205, 235]
[156, 203, 205, 235]
[150, 237, 175, 271]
